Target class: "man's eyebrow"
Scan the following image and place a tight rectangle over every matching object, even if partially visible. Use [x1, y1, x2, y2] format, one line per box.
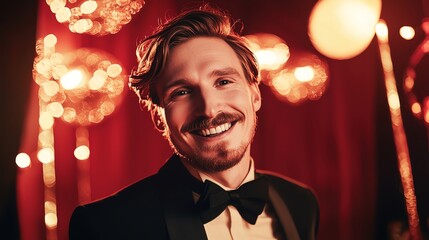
[210, 67, 241, 78]
[162, 79, 188, 94]
[161, 67, 240, 93]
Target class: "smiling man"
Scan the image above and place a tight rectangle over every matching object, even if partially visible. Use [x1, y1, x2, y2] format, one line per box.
[70, 5, 319, 240]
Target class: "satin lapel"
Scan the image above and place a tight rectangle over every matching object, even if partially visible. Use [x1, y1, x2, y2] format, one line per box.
[268, 185, 301, 240]
[158, 155, 207, 240]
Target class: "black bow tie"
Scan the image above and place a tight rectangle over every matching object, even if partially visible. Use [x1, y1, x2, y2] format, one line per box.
[195, 176, 269, 225]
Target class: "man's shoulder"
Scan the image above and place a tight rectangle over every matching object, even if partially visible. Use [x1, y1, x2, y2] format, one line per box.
[80, 173, 163, 213]
[69, 173, 170, 239]
[257, 169, 318, 202]
[257, 169, 310, 188]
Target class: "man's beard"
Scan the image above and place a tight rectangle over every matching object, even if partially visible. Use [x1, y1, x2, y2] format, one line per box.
[164, 112, 257, 173]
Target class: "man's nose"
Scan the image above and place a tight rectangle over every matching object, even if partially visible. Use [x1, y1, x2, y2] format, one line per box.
[195, 88, 221, 118]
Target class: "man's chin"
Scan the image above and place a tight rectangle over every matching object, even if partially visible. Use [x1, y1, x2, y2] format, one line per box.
[178, 146, 247, 173]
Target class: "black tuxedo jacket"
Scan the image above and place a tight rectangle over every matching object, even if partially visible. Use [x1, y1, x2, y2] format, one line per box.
[69, 155, 319, 240]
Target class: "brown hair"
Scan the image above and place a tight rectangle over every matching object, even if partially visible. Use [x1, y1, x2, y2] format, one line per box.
[129, 5, 259, 108]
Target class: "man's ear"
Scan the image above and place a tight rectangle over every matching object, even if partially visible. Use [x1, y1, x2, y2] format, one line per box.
[150, 106, 166, 132]
[250, 83, 262, 112]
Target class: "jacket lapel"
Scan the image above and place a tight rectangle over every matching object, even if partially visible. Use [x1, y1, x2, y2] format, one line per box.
[268, 185, 301, 240]
[158, 155, 208, 240]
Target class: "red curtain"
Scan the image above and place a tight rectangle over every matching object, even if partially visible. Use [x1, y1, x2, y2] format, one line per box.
[18, 0, 384, 239]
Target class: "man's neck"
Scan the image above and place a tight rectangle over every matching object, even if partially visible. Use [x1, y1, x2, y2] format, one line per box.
[181, 151, 253, 189]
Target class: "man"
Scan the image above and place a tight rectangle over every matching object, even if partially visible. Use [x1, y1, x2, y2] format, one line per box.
[69, 5, 319, 240]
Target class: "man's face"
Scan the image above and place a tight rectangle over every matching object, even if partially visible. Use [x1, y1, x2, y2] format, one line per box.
[155, 37, 261, 173]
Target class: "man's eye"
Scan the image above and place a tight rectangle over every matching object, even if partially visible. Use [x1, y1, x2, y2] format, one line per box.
[172, 89, 190, 97]
[218, 79, 231, 86]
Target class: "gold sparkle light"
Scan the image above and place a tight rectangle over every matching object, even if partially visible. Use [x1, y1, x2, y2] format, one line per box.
[46, 0, 146, 36]
[376, 19, 422, 240]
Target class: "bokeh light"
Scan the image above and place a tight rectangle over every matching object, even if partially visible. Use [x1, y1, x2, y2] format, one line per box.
[37, 148, 55, 164]
[46, 0, 145, 36]
[308, 0, 381, 59]
[44, 201, 58, 229]
[269, 52, 329, 104]
[400, 26, 415, 40]
[74, 145, 90, 160]
[245, 33, 290, 83]
[16, 153, 31, 168]
[33, 35, 127, 126]
[403, 19, 429, 125]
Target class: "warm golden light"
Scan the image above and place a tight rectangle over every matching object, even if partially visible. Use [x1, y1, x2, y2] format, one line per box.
[46, 0, 145, 36]
[400, 26, 415, 40]
[39, 112, 55, 130]
[424, 98, 429, 124]
[101, 101, 115, 116]
[80, 0, 97, 14]
[34, 44, 127, 126]
[245, 33, 290, 72]
[41, 81, 60, 97]
[37, 148, 54, 164]
[47, 102, 64, 118]
[74, 145, 90, 160]
[45, 213, 58, 229]
[107, 64, 123, 78]
[270, 53, 328, 104]
[89, 69, 107, 90]
[60, 69, 84, 90]
[62, 107, 77, 123]
[388, 92, 401, 110]
[375, 21, 389, 40]
[16, 153, 31, 168]
[424, 111, 429, 124]
[411, 102, 422, 115]
[254, 47, 289, 71]
[38, 130, 54, 146]
[55, 7, 72, 23]
[73, 19, 93, 34]
[294, 66, 315, 82]
[309, 0, 381, 59]
[43, 34, 57, 48]
[376, 19, 423, 240]
[43, 164, 57, 187]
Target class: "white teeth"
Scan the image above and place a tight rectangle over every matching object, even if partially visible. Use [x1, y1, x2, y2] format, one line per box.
[201, 122, 232, 136]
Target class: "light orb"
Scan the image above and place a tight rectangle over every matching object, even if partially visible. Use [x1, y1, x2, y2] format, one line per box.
[308, 0, 381, 60]
[245, 33, 290, 83]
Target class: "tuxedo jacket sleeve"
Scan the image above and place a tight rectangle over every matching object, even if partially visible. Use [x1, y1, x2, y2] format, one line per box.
[69, 174, 171, 240]
[69, 155, 319, 240]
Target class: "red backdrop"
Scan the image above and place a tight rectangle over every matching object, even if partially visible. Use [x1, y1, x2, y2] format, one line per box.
[16, 0, 429, 240]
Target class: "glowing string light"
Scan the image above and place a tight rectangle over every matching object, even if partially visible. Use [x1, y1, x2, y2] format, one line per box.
[376, 19, 422, 240]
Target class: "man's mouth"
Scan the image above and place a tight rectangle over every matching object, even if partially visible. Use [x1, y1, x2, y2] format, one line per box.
[190, 122, 235, 137]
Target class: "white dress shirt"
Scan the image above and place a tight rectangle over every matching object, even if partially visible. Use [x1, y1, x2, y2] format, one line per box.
[190, 159, 285, 240]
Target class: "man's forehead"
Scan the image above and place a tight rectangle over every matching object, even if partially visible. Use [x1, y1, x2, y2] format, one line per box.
[157, 37, 244, 85]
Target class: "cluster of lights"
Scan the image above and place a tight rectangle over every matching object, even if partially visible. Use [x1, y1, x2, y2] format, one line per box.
[34, 34, 126, 127]
[246, 33, 329, 104]
[270, 54, 328, 104]
[19, 33, 127, 234]
[47, 0, 145, 36]
[403, 19, 429, 125]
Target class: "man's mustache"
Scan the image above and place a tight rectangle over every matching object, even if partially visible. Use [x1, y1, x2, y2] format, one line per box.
[182, 112, 244, 132]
